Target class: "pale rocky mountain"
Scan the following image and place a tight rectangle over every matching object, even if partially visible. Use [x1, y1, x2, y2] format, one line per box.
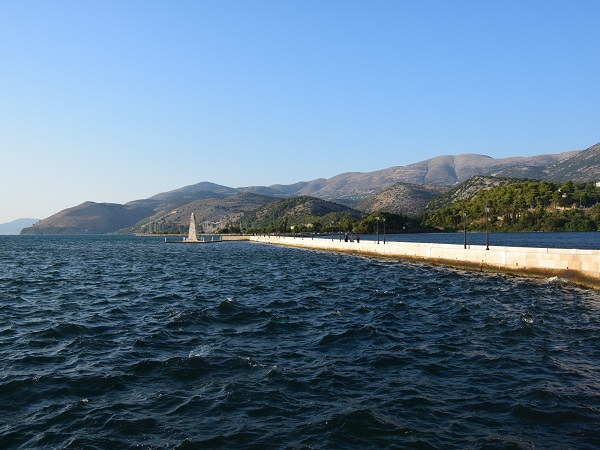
[488, 142, 600, 181]
[354, 183, 450, 215]
[543, 142, 600, 182]
[130, 193, 276, 234]
[425, 176, 521, 211]
[236, 186, 292, 197]
[148, 181, 237, 202]
[268, 181, 310, 195]
[289, 150, 579, 202]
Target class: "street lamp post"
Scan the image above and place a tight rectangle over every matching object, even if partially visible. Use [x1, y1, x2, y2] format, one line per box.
[485, 205, 490, 250]
[462, 211, 467, 249]
[383, 217, 386, 244]
[376, 217, 380, 244]
[331, 221, 334, 241]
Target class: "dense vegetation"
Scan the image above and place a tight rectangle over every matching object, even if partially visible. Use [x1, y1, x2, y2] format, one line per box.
[228, 196, 361, 234]
[425, 179, 600, 232]
[233, 211, 426, 235]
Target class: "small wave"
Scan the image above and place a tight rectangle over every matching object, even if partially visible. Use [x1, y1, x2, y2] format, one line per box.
[150, 292, 185, 302]
[109, 289, 140, 300]
[368, 352, 412, 370]
[215, 297, 269, 324]
[541, 276, 569, 285]
[317, 326, 378, 347]
[311, 408, 422, 447]
[188, 345, 212, 358]
[167, 308, 212, 328]
[521, 312, 534, 325]
[243, 356, 266, 369]
[262, 316, 303, 335]
[129, 356, 212, 381]
[0, 376, 43, 397]
[511, 402, 597, 424]
[217, 297, 237, 311]
[30, 322, 92, 340]
[265, 298, 299, 309]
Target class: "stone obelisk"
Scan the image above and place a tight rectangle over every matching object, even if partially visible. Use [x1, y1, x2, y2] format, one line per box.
[187, 212, 199, 242]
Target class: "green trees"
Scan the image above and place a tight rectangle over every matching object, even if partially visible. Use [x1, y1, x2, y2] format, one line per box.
[425, 179, 600, 232]
[353, 212, 426, 234]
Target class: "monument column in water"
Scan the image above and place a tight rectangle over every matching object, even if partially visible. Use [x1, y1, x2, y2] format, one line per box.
[187, 212, 199, 242]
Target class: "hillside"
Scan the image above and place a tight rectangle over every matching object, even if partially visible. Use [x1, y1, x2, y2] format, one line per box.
[426, 176, 522, 211]
[354, 183, 450, 215]
[489, 142, 600, 181]
[21, 202, 155, 235]
[286, 150, 579, 202]
[125, 181, 238, 212]
[147, 181, 238, 202]
[131, 193, 277, 234]
[544, 142, 600, 182]
[240, 196, 362, 231]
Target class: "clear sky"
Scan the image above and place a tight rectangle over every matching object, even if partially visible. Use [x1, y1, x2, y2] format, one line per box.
[1, 0, 599, 223]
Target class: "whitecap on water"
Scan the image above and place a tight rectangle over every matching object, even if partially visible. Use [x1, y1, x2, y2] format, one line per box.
[521, 312, 534, 325]
[244, 356, 265, 368]
[541, 276, 568, 285]
[188, 345, 211, 358]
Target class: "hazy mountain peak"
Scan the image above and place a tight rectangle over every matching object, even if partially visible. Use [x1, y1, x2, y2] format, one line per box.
[0, 218, 39, 235]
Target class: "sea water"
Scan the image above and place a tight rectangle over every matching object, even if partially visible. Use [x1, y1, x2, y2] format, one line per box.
[1, 235, 599, 449]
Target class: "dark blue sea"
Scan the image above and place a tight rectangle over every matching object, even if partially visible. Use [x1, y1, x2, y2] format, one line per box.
[1, 235, 599, 449]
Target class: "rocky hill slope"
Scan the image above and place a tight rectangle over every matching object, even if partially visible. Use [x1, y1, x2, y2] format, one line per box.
[544, 142, 600, 182]
[425, 176, 523, 211]
[286, 150, 579, 203]
[21, 202, 155, 235]
[240, 196, 362, 230]
[486, 143, 600, 181]
[130, 193, 276, 234]
[354, 183, 450, 215]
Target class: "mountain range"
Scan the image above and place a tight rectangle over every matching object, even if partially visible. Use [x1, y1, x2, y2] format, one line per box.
[0, 218, 39, 235]
[19, 142, 600, 235]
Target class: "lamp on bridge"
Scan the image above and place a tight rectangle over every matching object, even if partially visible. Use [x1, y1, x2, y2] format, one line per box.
[485, 205, 490, 250]
[462, 211, 467, 249]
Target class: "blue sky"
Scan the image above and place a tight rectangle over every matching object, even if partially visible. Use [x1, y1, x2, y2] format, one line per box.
[1, 0, 599, 223]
